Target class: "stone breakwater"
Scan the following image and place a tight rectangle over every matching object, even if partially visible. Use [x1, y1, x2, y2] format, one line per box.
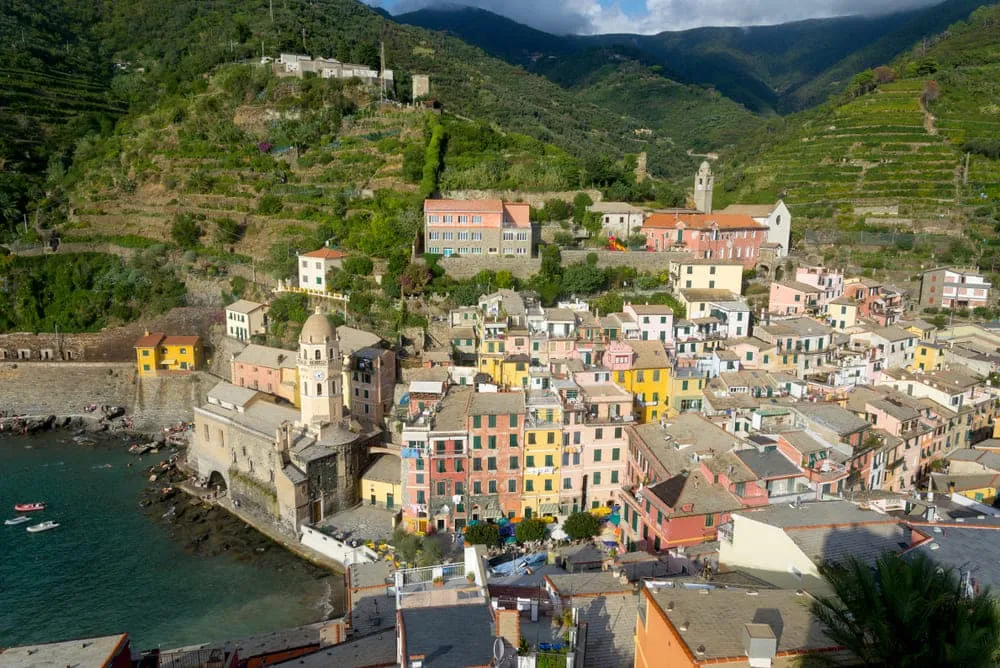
[0, 363, 212, 432]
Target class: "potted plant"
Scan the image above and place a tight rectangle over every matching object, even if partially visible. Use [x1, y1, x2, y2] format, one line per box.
[432, 576, 445, 587]
[466, 571, 476, 583]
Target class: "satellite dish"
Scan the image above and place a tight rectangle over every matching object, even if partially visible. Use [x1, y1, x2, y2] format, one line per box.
[493, 638, 506, 661]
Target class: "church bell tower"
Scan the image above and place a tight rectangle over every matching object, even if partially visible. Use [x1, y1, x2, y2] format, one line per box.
[694, 160, 714, 213]
[297, 308, 344, 427]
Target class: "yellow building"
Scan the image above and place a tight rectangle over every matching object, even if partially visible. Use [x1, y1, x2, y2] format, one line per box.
[135, 331, 203, 376]
[930, 473, 999, 505]
[668, 259, 744, 296]
[903, 319, 937, 342]
[825, 296, 859, 330]
[912, 341, 947, 372]
[522, 394, 563, 519]
[613, 340, 671, 423]
[361, 454, 402, 511]
[667, 371, 705, 417]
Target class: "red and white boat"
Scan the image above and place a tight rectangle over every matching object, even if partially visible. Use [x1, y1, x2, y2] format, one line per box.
[14, 503, 46, 512]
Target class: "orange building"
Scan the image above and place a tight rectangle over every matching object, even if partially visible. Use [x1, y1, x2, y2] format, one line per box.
[635, 585, 850, 668]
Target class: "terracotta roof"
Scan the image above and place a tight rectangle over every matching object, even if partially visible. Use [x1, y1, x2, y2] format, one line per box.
[135, 332, 165, 348]
[643, 212, 765, 230]
[163, 335, 200, 346]
[424, 198, 503, 213]
[300, 248, 347, 260]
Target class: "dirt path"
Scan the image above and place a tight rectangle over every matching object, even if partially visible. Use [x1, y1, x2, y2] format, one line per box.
[920, 97, 938, 136]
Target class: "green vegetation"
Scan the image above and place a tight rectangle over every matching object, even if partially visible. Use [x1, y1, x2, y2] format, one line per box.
[562, 512, 601, 541]
[0, 251, 185, 333]
[464, 523, 501, 547]
[514, 518, 548, 544]
[813, 552, 1000, 667]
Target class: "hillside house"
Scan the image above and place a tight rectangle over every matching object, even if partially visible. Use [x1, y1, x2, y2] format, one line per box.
[718, 199, 793, 257]
[135, 332, 202, 376]
[298, 248, 347, 293]
[589, 201, 646, 238]
[768, 280, 821, 315]
[794, 265, 844, 305]
[668, 258, 744, 295]
[919, 266, 992, 309]
[642, 212, 767, 268]
[225, 299, 268, 342]
[423, 199, 534, 257]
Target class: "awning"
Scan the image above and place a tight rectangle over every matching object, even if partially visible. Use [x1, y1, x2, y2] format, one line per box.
[160, 359, 178, 366]
[539, 503, 560, 515]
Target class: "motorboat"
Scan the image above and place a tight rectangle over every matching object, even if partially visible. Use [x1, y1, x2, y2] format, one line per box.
[14, 502, 46, 512]
[4, 516, 30, 526]
[26, 520, 60, 533]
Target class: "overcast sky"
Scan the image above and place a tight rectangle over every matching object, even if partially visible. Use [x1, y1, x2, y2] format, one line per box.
[365, 0, 944, 34]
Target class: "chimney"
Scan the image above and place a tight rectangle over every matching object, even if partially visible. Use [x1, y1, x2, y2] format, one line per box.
[743, 623, 777, 668]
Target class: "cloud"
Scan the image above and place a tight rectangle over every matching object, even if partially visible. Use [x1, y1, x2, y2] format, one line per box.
[368, 0, 945, 35]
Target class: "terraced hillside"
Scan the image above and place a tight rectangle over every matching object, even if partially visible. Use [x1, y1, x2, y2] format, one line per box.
[722, 6, 1000, 239]
[63, 65, 587, 261]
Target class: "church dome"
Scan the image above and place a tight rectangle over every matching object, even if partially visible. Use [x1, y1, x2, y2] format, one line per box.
[300, 307, 336, 344]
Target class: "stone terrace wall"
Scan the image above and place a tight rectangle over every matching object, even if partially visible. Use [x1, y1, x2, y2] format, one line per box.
[438, 250, 680, 279]
[440, 189, 602, 208]
[0, 307, 222, 363]
[0, 363, 214, 431]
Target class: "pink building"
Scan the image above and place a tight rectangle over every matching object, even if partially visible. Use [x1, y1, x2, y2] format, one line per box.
[423, 199, 534, 258]
[768, 280, 821, 315]
[795, 265, 844, 306]
[231, 344, 298, 404]
[623, 303, 674, 344]
[347, 346, 396, 427]
[641, 212, 768, 268]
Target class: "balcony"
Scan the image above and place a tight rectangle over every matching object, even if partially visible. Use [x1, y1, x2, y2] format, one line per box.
[394, 562, 486, 610]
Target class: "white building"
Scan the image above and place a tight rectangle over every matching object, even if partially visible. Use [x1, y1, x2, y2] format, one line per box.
[719, 200, 792, 257]
[298, 248, 347, 293]
[588, 202, 646, 239]
[225, 300, 268, 342]
[850, 327, 918, 371]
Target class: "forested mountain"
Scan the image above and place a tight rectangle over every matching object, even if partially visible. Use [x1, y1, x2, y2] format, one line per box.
[396, 0, 999, 113]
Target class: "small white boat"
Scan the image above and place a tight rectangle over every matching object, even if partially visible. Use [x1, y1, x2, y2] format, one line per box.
[26, 520, 60, 533]
[4, 516, 30, 526]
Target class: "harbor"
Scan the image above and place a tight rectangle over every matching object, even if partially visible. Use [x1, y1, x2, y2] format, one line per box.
[0, 432, 341, 650]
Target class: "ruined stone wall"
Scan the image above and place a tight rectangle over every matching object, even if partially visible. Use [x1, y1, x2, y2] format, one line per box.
[438, 249, 677, 279]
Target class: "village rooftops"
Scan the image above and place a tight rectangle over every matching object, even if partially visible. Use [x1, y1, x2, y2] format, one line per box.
[779, 430, 830, 455]
[864, 326, 916, 342]
[625, 339, 671, 369]
[757, 318, 833, 338]
[947, 449, 1000, 470]
[399, 603, 497, 668]
[793, 402, 870, 436]
[234, 344, 297, 369]
[737, 500, 895, 529]
[646, 587, 837, 662]
[467, 391, 525, 416]
[643, 212, 766, 230]
[424, 199, 531, 227]
[775, 280, 822, 294]
[545, 572, 634, 597]
[363, 455, 401, 485]
[300, 247, 347, 260]
[647, 470, 743, 517]
[589, 201, 647, 214]
[929, 472, 1000, 493]
[906, 519, 1000, 590]
[226, 299, 266, 314]
[679, 289, 741, 303]
[543, 307, 577, 322]
[700, 451, 758, 483]
[134, 332, 200, 348]
[716, 202, 780, 217]
[275, 630, 396, 667]
[828, 295, 855, 306]
[868, 397, 921, 422]
[433, 385, 472, 432]
[207, 381, 259, 409]
[349, 560, 393, 590]
[881, 367, 981, 391]
[337, 325, 385, 355]
[735, 448, 802, 479]
[625, 303, 676, 315]
[0, 634, 131, 668]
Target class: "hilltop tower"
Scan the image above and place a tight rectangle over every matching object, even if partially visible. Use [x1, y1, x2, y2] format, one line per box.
[694, 160, 714, 213]
[297, 307, 344, 427]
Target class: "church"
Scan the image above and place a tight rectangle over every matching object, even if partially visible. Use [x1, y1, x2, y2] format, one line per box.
[190, 309, 377, 532]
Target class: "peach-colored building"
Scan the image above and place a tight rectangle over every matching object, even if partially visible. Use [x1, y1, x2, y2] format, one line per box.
[231, 344, 298, 404]
[768, 280, 821, 315]
[641, 212, 768, 268]
[423, 199, 534, 257]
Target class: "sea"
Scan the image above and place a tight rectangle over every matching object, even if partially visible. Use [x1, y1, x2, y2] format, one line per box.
[0, 432, 334, 650]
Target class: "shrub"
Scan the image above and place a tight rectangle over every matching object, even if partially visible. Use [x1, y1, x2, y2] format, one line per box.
[257, 194, 283, 215]
[515, 518, 548, 544]
[563, 512, 601, 540]
[464, 523, 501, 547]
[171, 213, 202, 249]
[213, 216, 244, 245]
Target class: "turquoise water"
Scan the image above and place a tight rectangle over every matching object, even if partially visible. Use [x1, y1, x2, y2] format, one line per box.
[0, 434, 333, 650]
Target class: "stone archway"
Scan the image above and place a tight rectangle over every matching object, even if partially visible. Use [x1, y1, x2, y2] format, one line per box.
[208, 470, 228, 493]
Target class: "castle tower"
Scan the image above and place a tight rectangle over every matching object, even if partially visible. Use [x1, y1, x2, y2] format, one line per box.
[297, 307, 344, 427]
[694, 160, 714, 213]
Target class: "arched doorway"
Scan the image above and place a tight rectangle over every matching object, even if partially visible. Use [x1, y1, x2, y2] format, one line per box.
[208, 470, 228, 493]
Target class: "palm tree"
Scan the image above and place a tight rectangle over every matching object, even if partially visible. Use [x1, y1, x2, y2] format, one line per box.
[812, 552, 1000, 667]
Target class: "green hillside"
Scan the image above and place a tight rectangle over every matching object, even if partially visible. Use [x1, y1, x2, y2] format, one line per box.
[718, 4, 1000, 248]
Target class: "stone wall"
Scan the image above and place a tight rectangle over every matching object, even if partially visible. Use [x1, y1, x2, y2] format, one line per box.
[439, 189, 602, 208]
[0, 307, 221, 363]
[0, 362, 213, 431]
[438, 249, 678, 279]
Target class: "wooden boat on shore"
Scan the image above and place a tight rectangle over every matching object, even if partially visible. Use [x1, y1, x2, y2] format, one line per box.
[27, 520, 59, 533]
[5, 516, 30, 526]
[14, 502, 46, 512]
